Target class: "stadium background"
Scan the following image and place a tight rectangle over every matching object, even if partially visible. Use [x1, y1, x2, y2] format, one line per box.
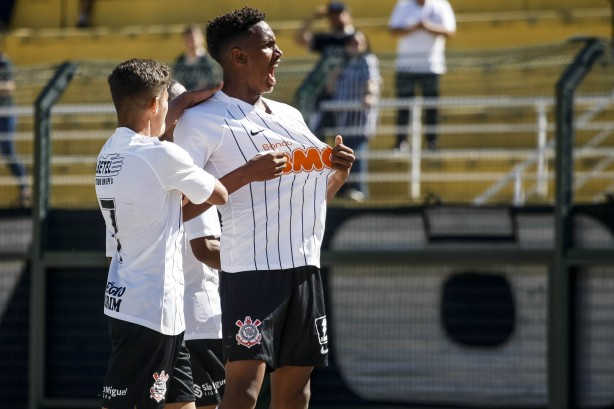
[0, 1, 613, 409]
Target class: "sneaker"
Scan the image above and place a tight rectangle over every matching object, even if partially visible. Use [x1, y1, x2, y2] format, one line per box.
[18, 188, 31, 208]
[343, 189, 365, 202]
[393, 140, 410, 156]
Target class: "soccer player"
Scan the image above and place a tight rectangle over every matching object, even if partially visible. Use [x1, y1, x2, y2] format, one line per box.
[164, 81, 225, 409]
[166, 208, 225, 409]
[96, 58, 229, 409]
[173, 7, 356, 409]
[164, 80, 288, 409]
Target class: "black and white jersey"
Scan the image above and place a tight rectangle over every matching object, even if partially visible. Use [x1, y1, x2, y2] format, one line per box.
[174, 92, 335, 273]
[183, 207, 222, 340]
[96, 127, 216, 335]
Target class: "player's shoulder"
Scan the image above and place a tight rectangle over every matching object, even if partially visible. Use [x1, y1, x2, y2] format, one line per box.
[268, 98, 308, 122]
[264, 98, 300, 116]
[182, 92, 231, 122]
[133, 136, 190, 163]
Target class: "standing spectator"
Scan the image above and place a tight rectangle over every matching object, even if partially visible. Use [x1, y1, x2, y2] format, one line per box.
[173, 7, 355, 409]
[76, 0, 94, 28]
[0, 0, 16, 30]
[0, 51, 29, 207]
[331, 31, 381, 201]
[294, 2, 356, 140]
[173, 25, 223, 92]
[389, 0, 456, 151]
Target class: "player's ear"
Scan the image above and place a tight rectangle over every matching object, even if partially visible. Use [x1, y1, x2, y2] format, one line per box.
[230, 47, 246, 65]
[148, 96, 159, 115]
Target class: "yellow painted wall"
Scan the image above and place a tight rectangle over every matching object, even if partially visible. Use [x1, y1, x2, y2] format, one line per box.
[10, 0, 612, 29]
[2, 0, 610, 66]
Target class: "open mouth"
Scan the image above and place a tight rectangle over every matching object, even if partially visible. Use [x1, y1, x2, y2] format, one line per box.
[268, 61, 280, 83]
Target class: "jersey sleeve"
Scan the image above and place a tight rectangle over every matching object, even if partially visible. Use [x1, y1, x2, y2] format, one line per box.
[184, 206, 221, 241]
[157, 141, 216, 205]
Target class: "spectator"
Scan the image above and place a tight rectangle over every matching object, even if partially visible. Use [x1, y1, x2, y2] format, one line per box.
[173, 25, 223, 92]
[0, 0, 16, 30]
[331, 31, 381, 201]
[294, 2, 356, 140]
[389, 0, 456, 151]
[173, 7, 355, 409]
[76, 0, 94, 28]
[0, 51, 29, 207]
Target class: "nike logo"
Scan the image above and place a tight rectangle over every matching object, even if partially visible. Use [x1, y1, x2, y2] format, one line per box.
[320, 346, 329, 354]
[250, 129, 265, 136]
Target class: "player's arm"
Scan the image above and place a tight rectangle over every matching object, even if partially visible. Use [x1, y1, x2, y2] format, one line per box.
[327, 135, 355, 201]
[183, 150, 288, 222]
[190, 235, 221, 271]
[164, 82, 223, 138]
[205, 179, 228, 205]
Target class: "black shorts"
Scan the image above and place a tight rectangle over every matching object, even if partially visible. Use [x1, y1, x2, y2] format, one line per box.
[166, 343, 196, 404]
[102, 317, 187, 409]
[219, 265, 329, 370]
[184, 339, 225, 406]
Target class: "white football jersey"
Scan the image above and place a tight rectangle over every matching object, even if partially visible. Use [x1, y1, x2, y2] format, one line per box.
[183, 207, 222, 340]
[96, 127, 216, 335]
[174, 91, 335, 273]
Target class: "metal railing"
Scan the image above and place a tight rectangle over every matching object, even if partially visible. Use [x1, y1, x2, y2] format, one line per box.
[322, 91, 614, 204]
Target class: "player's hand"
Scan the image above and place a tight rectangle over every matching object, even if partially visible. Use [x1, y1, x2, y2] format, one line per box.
[330, 135, 355, 183]
[183, 81, 223, 109]
[246, 150, 288, 181]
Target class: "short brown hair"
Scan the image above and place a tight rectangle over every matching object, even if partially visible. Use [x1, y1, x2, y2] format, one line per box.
[108, 59, 171, 114]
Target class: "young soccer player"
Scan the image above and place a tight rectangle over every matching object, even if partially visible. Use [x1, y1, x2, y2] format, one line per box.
[96, 58, 228, 409]
[173, 8, 355, 409]
[164, 81, 225, 409]
[164, 80, 288, 409]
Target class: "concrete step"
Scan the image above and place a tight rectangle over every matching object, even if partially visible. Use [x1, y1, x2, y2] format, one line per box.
[4, 3, 611, 65]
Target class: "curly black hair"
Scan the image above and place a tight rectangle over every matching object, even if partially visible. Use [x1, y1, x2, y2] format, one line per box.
[206, 7, 266, 63]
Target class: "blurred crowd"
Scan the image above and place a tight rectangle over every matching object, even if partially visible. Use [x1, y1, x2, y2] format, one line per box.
[294, 0, 455, 200]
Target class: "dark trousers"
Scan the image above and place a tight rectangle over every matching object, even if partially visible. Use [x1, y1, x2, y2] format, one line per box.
[395, 72, 440, 147]
[0, 115, 27, 191]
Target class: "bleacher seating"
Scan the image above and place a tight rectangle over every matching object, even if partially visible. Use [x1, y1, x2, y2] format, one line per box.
[0, 0, 612, 208]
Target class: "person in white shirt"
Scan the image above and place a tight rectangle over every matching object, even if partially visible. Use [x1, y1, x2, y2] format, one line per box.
[96, 58, 231, 409]
[389, 0, 456, 151]
[163, 80, 287, 409]
[173, 7, 355, 409]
